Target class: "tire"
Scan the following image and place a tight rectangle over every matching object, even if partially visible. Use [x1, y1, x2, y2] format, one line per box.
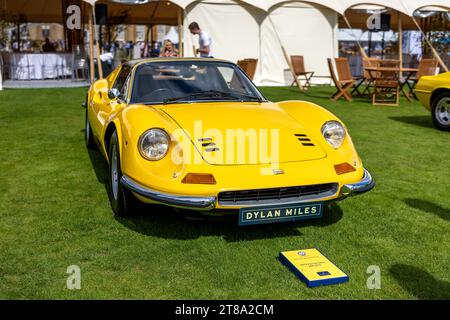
[85, 107, 96, 149]
[431, 92, 450, 131]
[108, 131, 139, 217]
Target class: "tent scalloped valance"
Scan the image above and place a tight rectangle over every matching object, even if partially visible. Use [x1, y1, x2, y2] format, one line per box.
[83, 0, 449, 16]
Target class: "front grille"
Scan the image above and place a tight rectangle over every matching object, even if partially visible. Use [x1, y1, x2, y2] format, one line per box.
[218, 183, 338, 206]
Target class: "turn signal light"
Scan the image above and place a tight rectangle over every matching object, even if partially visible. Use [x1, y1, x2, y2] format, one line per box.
[182, 173, 217, 184]
[334, 162, 356, 175]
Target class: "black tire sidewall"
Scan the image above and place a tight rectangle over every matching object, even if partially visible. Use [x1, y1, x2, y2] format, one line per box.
[108, 131, 137, 216]
[85, 107, 96, 149]
[431, 92, 450, 131]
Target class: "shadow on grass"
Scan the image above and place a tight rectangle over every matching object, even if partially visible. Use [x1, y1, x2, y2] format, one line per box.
[88, 148, 109, 185]
[388, 115, 433, 129]
[114, 203, 343, 242]
[390, 264, 450, 300]
[86, 147, 344, 241]
[404, 198, 449, 222]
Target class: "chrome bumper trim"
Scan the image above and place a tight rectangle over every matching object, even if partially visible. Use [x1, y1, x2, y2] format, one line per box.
[342, 169, 375, 197]
[120, 175, 216, 210]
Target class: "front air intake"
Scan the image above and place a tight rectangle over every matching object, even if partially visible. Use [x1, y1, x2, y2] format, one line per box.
[218, 183, 338, 206]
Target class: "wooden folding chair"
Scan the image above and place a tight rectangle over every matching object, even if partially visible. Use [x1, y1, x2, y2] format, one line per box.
[237, 58, 258, 80]
[372, 60, 400, 106]
[334, 58, 361, 97]
[361, 58, 379, 96]
[327, 58, 355, 102]
[404, 58, 438, 97]
[290, 55, 314, 89]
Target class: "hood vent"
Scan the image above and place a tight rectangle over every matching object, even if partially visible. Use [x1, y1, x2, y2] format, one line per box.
[295, 134, 315, 146]
[199, 138, 219, 152]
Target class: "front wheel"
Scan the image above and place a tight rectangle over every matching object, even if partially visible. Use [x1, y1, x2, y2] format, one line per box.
[108, 131, 139, 216]
[431, 93, 450, 131]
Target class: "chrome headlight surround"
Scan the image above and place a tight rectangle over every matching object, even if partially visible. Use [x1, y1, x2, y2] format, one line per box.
[321, 120, 346, 149]
[138, 128, 170, 161]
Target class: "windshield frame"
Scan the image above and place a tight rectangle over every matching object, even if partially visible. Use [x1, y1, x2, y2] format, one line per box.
[129, 60, 267, 105]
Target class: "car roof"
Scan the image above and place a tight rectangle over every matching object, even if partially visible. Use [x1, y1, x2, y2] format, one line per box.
[124, 57, 235, 69]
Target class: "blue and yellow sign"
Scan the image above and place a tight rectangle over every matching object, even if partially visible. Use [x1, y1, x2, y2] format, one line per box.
[239, 202, 323, 226]
[279, 248, 349, 287]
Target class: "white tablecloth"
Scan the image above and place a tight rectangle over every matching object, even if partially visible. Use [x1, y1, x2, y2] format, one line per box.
[6, 53, 72, 80]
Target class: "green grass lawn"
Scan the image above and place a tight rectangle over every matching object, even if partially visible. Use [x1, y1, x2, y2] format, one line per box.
[0, 86, 449, 299]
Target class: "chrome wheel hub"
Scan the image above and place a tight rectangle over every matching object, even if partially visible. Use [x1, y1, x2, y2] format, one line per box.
[435, 97, 450, 126]
[111, 145, 119, 200]
[85, 116, 90, 140]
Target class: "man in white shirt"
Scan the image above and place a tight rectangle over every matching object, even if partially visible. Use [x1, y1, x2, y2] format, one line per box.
[188, 22, 214, 58]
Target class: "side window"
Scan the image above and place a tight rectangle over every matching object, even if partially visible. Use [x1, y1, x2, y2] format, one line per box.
[121, 74, 132, 100]
[112, 65, 132, 92]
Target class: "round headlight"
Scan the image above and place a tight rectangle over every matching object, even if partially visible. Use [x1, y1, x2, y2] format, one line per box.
[138, 128, 170, 160]
[321, 121, 346, 149]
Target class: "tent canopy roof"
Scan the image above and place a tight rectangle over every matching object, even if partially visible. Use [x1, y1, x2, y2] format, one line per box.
[184, 0, 449, 15]
[0, 0, 448, 24]
[0, 0, 181, 25]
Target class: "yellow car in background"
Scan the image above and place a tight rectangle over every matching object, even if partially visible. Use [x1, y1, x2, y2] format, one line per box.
[85, 58, 374, 225]
[415, 71, 450, 131]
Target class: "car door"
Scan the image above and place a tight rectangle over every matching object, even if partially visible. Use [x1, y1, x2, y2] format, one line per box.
[90, 64, 132, 138]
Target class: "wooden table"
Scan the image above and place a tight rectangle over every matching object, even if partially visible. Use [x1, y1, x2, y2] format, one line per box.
[365, 66, 418, 103]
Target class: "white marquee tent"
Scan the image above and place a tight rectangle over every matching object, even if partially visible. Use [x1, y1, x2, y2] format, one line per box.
[176, 0, 449, 85]
[85, 0, 450, 86]
[181, 0, 339, 85]
[1, 0, 449, 86]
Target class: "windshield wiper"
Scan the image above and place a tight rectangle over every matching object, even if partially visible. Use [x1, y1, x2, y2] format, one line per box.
[163, 90, 262, 104]
[163, 90, 235, 104]
[233, 92, 263, 102]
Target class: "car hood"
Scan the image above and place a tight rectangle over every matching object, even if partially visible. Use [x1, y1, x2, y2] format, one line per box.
[161, 102, 327, 165]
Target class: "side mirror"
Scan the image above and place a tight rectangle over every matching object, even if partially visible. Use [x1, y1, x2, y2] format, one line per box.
[108, 88, 121, 100]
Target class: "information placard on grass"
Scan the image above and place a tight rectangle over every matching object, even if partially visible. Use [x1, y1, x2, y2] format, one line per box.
[279, 248, 349, 288]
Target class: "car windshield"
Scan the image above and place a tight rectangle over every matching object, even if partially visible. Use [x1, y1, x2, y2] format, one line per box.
[130, 60, 266, 105]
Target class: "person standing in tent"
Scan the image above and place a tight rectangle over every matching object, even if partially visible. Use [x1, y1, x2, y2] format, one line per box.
[188, 22, 214, 58]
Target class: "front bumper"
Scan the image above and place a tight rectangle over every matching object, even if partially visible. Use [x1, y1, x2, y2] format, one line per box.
[121, 175, 216, 211]
[341, 169, 375, 197]
[121, 169, 375, 211]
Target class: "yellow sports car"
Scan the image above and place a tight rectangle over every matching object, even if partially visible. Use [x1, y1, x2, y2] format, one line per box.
[415, 71, 450, 131]
[85, 58, 374, 225]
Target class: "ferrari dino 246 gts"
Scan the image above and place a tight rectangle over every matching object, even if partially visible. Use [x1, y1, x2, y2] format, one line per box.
[85, 58, 374, 225]
[415, 71, 450, 131]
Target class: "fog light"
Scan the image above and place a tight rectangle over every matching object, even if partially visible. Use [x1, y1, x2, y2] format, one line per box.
[334, 163, 356, 175]
[182, 173, 216, 184]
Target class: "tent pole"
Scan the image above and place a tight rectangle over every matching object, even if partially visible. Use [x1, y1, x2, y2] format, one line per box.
[411, 16, 448, 72]
[16, 22, 20, 52]
[342, 15, 368, 59]
[143, 25, 149, 57]
[267, 15, 304, 92]
[88, 9, 95, 83]
[178, 8, 184, 57]
[92, 5, 103, 79]
[0, 55, 3, 91]
[183, 15, 197, 57]
[398, 12, 403, 78]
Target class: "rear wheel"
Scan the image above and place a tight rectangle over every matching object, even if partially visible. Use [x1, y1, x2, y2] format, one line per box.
[108, 131, 139, 216]
[85, 107, 96, 149]
[431, 93, 450, 131]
